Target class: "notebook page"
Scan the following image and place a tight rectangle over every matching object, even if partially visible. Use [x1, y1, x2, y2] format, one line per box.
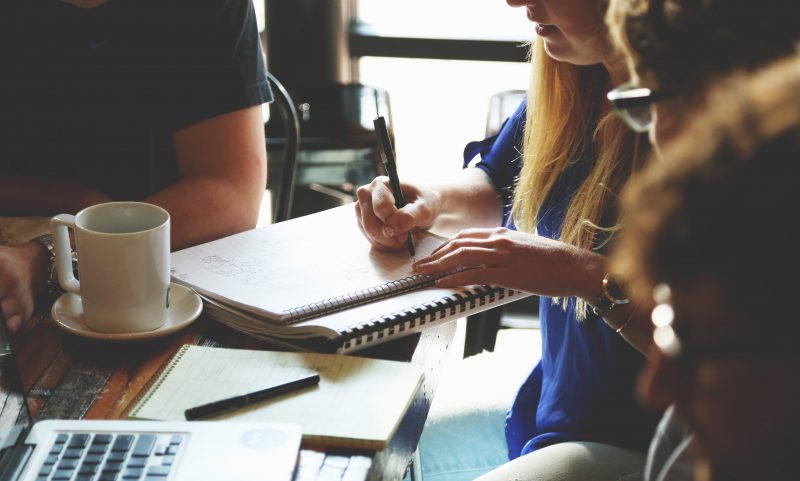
[129, 345, 424, 449]
[170, 205, 445, 321]
[128, 346, 315, 420]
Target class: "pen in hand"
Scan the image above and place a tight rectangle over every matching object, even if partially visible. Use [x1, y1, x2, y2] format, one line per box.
[184, 372, 320, 420]
[373, 116, 415, 257]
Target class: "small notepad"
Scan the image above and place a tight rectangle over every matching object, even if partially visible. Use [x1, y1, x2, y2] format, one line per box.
[129, 345, 424, 450]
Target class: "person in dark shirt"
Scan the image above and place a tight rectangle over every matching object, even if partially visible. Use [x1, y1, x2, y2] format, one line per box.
[0, 0, 272, 333]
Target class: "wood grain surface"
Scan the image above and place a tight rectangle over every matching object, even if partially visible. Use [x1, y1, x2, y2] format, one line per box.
[8, 307, 456, 481]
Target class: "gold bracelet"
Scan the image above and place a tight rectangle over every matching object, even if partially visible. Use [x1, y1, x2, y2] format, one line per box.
[613, 316, 633, 334]
[610, 303, 640, 334]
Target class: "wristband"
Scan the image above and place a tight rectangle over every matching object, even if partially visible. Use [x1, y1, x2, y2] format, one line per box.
[32, 234, 77, 302]
[591, 272, 629, 318]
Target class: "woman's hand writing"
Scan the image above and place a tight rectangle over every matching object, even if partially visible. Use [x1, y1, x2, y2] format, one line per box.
[355, 176, 441, 252]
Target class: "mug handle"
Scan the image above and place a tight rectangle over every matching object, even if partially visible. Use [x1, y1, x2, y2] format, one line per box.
[51, 214, 80, 295]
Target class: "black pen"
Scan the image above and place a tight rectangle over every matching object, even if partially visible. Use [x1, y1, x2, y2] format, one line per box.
[373, 116, 415, 256]
[184, 372, 320, 420]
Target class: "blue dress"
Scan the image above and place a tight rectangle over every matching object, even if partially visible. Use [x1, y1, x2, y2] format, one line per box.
[463, 100, 659, 459]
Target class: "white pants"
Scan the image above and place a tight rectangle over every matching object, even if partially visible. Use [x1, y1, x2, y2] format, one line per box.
[475, 441, 646, 481]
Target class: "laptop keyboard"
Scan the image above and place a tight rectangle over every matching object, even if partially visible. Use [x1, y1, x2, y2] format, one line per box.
[294, 450, 372, 481]
[36, 432, 185, 481]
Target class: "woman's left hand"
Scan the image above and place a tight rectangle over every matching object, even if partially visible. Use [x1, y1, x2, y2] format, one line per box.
[413, 227, 604, 299]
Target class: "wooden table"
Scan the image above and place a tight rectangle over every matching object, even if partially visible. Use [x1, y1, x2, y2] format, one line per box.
[11, 309, 457, 481]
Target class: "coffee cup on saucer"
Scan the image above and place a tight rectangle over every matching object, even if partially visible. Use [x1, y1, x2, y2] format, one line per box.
[51, 202, 170, 334]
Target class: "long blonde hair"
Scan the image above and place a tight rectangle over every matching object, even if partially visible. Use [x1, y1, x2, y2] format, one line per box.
[510, 38, 648, 318]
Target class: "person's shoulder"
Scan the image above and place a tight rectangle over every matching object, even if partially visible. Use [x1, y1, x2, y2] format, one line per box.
[149, 0, 247, 18]
[121, 0, 250, 44]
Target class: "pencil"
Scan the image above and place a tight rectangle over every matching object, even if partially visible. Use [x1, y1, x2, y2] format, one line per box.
[184, 372, 320, 420]
[373, 116, 415, 257]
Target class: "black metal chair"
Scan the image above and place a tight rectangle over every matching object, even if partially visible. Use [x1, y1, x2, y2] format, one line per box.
[266, 73, 301, 223]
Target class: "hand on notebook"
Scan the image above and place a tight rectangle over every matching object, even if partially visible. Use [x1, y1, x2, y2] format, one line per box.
[355, 176, 440, 252]
[0, 243, 49, 334]
[413, 227, 606, 299]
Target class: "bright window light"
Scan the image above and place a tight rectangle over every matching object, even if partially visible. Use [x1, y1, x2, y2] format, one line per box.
[358, 0, 531, 41]
[253, 0, 265, 32]
[357, 0, 532, 178]
[359, 57, 530, 180]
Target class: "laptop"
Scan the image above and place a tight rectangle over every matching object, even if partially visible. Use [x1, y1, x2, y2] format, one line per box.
[0, 323, 302, 481]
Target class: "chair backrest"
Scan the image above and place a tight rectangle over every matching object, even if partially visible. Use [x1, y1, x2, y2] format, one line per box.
[266, 73, 301, 223]
[485, 90, 526, 137]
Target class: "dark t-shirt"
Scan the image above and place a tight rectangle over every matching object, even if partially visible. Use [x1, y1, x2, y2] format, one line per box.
[0, 0, 272, 200]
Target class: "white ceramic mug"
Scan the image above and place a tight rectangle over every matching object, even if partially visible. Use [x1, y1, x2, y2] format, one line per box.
[51, 202, 171, 334]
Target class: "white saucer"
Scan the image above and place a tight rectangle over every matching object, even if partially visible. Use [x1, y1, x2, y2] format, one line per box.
[51, 283, 203, 341]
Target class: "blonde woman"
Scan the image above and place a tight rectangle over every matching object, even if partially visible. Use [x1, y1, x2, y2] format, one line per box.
[355, 0, 658, 478]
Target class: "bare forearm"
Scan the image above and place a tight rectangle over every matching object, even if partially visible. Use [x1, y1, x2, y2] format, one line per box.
[0, 176, 111, 216]
[158, 105, 267, 250]
[412, 168, 504, 235]
[609, 303, 654, 358]
[143, 176, 264, 250]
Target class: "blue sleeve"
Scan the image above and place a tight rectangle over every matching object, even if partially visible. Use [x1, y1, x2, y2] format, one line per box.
[462, 99, 526, 226]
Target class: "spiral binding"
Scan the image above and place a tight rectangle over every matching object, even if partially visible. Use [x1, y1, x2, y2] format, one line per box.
[126, 344, 191, 418]
[339, 285, 515, 351]
[283, 273, 439, 324]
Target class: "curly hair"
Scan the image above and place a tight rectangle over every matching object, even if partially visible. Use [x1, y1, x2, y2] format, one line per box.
[613, 56, 800, 320]
[607, 0, 800, 94]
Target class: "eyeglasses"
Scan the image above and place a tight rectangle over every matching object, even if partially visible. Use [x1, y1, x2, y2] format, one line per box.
[651, 283, 793, 365]
[607, 82, 668, 133]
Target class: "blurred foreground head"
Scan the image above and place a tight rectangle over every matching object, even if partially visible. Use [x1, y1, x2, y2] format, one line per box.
[613, 55, 800, 481]
[606, 0, 800, 145]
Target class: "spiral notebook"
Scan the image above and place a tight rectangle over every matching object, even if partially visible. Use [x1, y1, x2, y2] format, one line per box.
[127, 345, 423, 450]
[170, 205, 529, 352]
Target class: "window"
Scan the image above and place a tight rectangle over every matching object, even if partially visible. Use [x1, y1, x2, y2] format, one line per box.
[359, 58, 529, 178]
[253, 0, 264, 32]
[355, 1, 532, 177]
[358, 0, 531, 41]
